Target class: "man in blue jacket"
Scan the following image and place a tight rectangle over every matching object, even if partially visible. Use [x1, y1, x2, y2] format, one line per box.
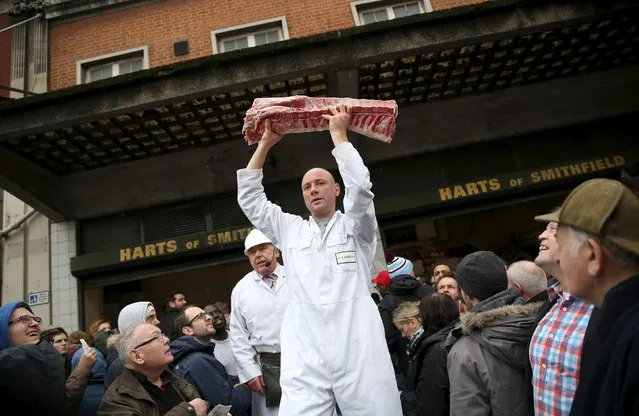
[171, 305, 252, 416]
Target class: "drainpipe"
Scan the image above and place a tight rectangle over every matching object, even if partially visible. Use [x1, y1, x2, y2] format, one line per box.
[0, 208, 37, 240]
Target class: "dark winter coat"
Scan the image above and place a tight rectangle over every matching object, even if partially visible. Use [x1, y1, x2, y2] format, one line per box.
[378, 275, 433, 375]
[99, 368, 200, 416]
[448, 301, 541, 416]
[0, 342, 69, 415]
[170, 336, 251, 416]
[400, 325, 452, 416]
[570, 275, 639, 416]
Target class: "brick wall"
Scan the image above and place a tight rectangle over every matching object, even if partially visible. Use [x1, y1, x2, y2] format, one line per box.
[49, 0, 485, 90]
[0, 14, 11, 98]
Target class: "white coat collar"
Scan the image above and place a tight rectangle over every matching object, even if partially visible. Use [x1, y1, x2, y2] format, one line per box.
[309, 211, 342, 241]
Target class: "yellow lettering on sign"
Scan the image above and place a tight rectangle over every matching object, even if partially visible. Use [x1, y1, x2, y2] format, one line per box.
[132, 246, 144, 260]
[120, 248, 132, 262]
[438, 178, 502, 201]
[529, 156, 626, 184]
[217, 232, 233, 244]
[166, 240, 177, 253]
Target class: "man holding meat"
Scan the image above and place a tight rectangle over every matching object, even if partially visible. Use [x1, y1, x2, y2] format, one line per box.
[237, 106, 401, 415]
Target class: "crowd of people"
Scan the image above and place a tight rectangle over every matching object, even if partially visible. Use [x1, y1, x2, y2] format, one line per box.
[0, 107, 638, 416]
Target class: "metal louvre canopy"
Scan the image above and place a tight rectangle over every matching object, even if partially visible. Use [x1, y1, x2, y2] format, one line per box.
[0, 0, 638, 222]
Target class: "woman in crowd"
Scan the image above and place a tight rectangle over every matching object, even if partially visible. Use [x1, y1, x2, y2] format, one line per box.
[41, 327, 72, 378]
[399, 293, 460, 416]
[71, 318, 111, 416]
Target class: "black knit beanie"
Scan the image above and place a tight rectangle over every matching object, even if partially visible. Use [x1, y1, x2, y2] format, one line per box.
[456, 251, 508, 302]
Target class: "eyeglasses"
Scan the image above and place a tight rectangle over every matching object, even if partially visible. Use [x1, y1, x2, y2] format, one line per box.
[133, 332, 166, 349]
[9, 315, 42, 326]
[186, 311, 208, 327]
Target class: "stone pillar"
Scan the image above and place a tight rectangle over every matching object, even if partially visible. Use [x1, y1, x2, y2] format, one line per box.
[51, 221, 80, 332]
[1, 192, 51, 324]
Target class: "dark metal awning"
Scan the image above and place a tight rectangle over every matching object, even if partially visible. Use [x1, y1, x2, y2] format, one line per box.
[0, 0, 638, 221]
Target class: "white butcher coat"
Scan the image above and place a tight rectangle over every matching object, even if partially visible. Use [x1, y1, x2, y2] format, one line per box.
[237, 142, 401, 416]
[230, 263, 289, 416]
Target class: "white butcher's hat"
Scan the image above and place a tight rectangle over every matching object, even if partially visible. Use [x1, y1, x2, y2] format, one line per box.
[244, 229, 274, 255]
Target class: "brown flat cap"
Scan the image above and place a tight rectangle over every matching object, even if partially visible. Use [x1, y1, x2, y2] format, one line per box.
[535, 178, 639, 256]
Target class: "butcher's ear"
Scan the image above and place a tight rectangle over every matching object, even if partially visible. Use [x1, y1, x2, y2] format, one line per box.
[334, 183, 340, 197]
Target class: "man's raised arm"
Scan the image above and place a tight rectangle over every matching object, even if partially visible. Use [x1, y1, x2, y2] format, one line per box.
[324, 106, 377, 244]
[237, 120, 300, 245]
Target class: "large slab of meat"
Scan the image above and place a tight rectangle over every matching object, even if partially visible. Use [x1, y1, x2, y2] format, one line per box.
[242, 96, 398, 145]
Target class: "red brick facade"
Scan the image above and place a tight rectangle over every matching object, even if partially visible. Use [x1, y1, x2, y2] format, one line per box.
[0, 14, 12, 98]
[49, 0, 485, 90]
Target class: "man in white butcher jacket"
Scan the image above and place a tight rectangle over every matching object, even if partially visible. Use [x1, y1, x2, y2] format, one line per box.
[230, 229, 290, 416]
[237, 106, 402, 415]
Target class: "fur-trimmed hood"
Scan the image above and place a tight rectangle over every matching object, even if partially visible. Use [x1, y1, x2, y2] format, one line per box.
[461, 302, 542, 334]
[106, 334, 119, 350]
[459, 302, 542, 371]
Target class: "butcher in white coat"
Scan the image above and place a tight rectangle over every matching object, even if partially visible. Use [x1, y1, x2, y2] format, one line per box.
[230, 229, 289, 416]
[237, 106, 401, 416]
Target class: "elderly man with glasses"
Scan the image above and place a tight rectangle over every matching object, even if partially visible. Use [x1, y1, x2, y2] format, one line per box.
[170, 305, 252, 416]
[99, 322, 209, 416]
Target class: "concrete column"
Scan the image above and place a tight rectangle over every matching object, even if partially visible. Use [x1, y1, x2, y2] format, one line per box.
[1, 191, 51, 324]
[51, 221, 79, 331]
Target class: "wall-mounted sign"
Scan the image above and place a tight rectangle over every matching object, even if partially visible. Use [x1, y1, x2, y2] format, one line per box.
[28, 291, 50, 306]
[437, 155, 626, 202]
[71, 151, 635, 277]
[119, 227, 253, 262]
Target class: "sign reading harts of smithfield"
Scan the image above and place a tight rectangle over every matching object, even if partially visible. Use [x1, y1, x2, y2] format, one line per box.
[71, 152, 634, 277]
[70, 226, 254, 276]
[436, 155, 627, 202]
[118, 226, 253, 262]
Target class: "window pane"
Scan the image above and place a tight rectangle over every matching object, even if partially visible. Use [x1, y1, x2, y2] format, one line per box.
[222, 37, 249, 52]
[255, 30, 280, 46]
[131, 59, 144, 72]
[361, 9, 388, 24]
[88, 65, 113, 82]
[119, 58, 144, 75]
[393, 3, 421, 18]
[254, 33, 268, 46]
[266, 30, 281, 44]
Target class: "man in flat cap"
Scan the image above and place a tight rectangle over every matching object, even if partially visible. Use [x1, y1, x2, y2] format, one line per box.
[534, 178, 639, 416]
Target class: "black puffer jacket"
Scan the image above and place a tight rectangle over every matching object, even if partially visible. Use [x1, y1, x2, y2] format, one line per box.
[0, 342, 69, 415]
[401, 325, 452, 416]
[378, 275, 433, 376]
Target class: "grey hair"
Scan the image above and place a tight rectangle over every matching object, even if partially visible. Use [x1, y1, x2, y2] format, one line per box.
[507, 261, 548, 295]
[567, 227, 590, 256]
[567, 226, 639, 269]
[392, 301, 420, 326]
[116, 322, 145, 365]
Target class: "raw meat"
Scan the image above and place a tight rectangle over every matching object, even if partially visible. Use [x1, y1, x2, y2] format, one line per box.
[242, 96, 398, 145]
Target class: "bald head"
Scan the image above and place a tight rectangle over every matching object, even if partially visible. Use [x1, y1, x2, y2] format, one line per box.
[301, 167, 340, 220]
[302, 168, 335, 186]
[507, 261, 548, 302]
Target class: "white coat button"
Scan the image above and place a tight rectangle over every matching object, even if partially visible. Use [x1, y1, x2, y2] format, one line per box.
[562, 307, 568, 312]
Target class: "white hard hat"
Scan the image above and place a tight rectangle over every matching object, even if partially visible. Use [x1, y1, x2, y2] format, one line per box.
[244, 229, 273, 255]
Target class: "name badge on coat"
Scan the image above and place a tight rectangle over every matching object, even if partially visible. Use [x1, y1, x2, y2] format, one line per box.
[335, 251, 357, 265]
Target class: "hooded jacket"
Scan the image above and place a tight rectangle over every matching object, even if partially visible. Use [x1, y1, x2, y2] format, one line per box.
[378, 275, 433, 375]
[170, 336, 251, 416]
[106, 301, 155, 387]
[448, 301, 541, 416]
[0, 301, 69, 414]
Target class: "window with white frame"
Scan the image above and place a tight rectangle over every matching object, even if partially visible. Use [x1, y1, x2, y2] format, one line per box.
[351, 0, 431, 26]
[77, 46, 149, 85]
[212, 17, 289, 54]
